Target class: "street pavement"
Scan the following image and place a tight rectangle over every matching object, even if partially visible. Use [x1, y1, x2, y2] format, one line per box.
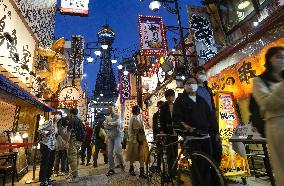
[16, 153, 271, 186]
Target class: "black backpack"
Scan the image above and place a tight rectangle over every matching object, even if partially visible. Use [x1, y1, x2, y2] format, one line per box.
[73, 117, 86, 142]
[249, 76, 270, 138]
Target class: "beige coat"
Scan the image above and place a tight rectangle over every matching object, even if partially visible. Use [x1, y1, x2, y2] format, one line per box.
[126, 115, 149, 163]
[252, 77, 284, 186]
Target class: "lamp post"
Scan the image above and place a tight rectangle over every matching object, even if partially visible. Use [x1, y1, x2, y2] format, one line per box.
[143, 0, 189, 73]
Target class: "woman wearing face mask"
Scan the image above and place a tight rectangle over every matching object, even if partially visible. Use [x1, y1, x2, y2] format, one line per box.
[252, 46, 284, 185]
[172, 75, 219, 186]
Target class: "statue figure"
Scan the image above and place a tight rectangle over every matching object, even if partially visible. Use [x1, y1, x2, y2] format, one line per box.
[37, 38, 68, 98]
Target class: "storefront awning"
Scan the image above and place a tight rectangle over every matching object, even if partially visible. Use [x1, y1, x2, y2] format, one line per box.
[0, 74, 55, 112]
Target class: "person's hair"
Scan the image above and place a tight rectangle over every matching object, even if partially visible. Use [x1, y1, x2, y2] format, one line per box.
[132, 105, 141, 115]
[183, 75, 198, 85]
[157, 101, 164, 107]
[61, 117, 69, 127]
[164, 89, 175, 98]
[69, 108, 78, 115]
[192, 66, 206, 75]
[262, 46, 284, 82]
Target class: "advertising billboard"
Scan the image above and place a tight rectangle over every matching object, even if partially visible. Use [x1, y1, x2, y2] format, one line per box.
[60, 0, 90, 15]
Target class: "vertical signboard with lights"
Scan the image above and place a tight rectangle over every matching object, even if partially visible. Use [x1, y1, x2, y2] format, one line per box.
[188, 6, 217, 65]
[138, 15, 168, 56]
[120, 73, 131, 104]
[60, 0, 90, 15]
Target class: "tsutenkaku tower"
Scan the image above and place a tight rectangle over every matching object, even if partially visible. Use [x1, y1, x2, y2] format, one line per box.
[93, 25, 118, 101]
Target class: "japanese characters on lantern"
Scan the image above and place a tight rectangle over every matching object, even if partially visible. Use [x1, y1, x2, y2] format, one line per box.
[138, 15, 168, 56]
[58, 86, 82, 108]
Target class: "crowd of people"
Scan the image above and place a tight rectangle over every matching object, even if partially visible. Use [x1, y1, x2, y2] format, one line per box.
[36, 46, 284, 186]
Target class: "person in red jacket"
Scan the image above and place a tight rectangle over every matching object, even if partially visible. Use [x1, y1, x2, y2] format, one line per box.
[80, 121, 93, 165]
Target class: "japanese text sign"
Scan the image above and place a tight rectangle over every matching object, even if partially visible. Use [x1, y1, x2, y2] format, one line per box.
[0, 1, 36, 87]
[60, 0, 89, 15]
[58, 86, 82, 108]
[188, 6, 217, 65]
[217, 92, 250, 176]
[120, 73, 131, 104]
[123, 100, 137, 127]
[139, 15, 167, 56]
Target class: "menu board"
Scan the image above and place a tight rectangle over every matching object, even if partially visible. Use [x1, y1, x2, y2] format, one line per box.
[217, 92, 250, 176]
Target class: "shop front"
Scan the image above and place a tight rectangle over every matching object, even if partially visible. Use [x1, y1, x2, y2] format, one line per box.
[0, 0, 55, 177]
[204, 3, 284, 183]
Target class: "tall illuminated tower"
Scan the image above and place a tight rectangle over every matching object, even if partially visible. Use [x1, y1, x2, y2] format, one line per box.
[94, 25, 118, 102]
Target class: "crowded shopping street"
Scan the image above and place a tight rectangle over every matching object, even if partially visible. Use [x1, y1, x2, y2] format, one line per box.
[0, 0, 284, 186]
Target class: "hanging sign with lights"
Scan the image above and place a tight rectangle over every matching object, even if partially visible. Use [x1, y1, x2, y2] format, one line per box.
[60, 0, 90, 15]
[120, 73, 131, 104]
[188, 6, 217, 65]
[58, 86, 82, 108]
[0, 1, 36, 88]
[138, 15, 168, 56]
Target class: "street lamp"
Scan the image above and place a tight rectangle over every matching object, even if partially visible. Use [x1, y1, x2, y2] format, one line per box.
[87, 56, 94, 63]
[123, 70, 129, 76]
[100, 93, 104, 97]
[101, 44, 109, 50]
[111, 59, 118, 64]
[94, 50, 101, 56]
[117, 64, 123, 70]
[149, 0, 161, 11]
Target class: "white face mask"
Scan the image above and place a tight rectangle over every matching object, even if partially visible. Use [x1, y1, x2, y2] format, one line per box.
[197, 75, 207, 83]
[184, 84, 198, 93]
[190, 84, 198, 92]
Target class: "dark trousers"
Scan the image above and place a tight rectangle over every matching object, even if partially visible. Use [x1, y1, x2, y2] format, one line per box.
[210, 134, 223, 186]
[39, 144, 55, 182]
[54, 150, 67, 173]
[166, 136, 178, 175]
[93, 143, 108, 164]
[189, 138, 213, 186]
[81, 142, 92, 163]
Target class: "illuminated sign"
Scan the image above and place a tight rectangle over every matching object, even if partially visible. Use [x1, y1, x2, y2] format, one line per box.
[120, 73, 131, 104]
[217, 92, 250, 176]
[138, 15, 168, 56]
[60, 0, 89, 15]
[58, 86, 82, 108]
[0, 1, 37, 87]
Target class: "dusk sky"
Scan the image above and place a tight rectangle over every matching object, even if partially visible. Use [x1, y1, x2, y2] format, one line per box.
[54, 0, 202, 96]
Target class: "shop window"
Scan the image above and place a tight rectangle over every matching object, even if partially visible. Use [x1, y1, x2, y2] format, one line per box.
[219, 0, 255, 33]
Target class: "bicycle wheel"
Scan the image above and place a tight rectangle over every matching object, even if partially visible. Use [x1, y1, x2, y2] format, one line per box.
[178, 151, 225, 186]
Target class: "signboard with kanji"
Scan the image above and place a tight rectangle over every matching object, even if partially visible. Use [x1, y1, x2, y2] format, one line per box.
[123, 100, 137, 127]
[60, 0, 89, 15]
[217, 92, 250, 177]
[120, 73, 131, 104]
[188, 6, 217, 65]
[0, 1, 37, 88]
[138, 15, 167, 56]
[58, 86, 82, 108]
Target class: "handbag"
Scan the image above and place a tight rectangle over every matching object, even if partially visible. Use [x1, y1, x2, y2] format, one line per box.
[99, 127, 107, 140]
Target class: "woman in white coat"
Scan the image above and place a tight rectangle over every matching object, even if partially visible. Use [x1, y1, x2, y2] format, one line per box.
[252, 46, 284, 186]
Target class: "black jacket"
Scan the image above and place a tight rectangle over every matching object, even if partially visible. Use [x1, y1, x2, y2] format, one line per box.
[172, 92, 219, 134]
[152, 110, 161, 138]
[159, 102, 174, 134]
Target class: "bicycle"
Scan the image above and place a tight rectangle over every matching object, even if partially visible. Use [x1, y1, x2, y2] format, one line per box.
[146, 128, 225, 186]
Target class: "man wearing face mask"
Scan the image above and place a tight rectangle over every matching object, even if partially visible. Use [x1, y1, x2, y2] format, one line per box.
[173, 76, 218, 186]
[159, 89, 178, 176]
[193, 66, 222, 168]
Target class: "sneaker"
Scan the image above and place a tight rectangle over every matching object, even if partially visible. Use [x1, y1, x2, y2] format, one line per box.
[67, 176, 80, 183]
[106, 169, 115, 177]
[86, 162, 91, 166]
[53, 173, 58, 177]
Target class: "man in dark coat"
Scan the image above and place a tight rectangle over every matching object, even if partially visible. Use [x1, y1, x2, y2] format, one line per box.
[152, 101, 164, 141]
[172, 76, 219, 186]
[159, 89, 178, 175]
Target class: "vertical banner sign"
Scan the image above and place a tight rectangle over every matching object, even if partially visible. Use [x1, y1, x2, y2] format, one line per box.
[217, 92, 250, 176]
[123, 100, 137, 127]
[138, 15, 168, 56]
[60, 0, 90, 15]
[120, 73, 131, 104]
[69, 36, 84, 79]
[188, 6, 217, 65]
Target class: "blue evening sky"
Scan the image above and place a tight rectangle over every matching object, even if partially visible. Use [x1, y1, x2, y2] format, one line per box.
[54, 0, 201, 96]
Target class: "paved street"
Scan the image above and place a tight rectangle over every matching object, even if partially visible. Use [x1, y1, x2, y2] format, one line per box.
[16, 153, 271, 186]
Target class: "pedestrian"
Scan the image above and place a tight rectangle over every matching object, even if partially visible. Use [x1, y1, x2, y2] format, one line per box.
[65, 108, 84, 182]
[80, 121, 93, 166]
[54, 115, 69, 177]
[159, 89, 178, 176]
[92, 120, 108, 168]
[104, 104, 125, 176]
[126, 105, 148, 178]
[38, 119, 56, 186]
[252, 46, 284, 185]
[193, 66, 222, 166]
[152, 101, 164, 141]
[172, 75, 219, 186]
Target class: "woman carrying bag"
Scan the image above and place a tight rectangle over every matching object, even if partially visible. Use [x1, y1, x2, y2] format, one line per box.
[126, 105, 148, 178]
